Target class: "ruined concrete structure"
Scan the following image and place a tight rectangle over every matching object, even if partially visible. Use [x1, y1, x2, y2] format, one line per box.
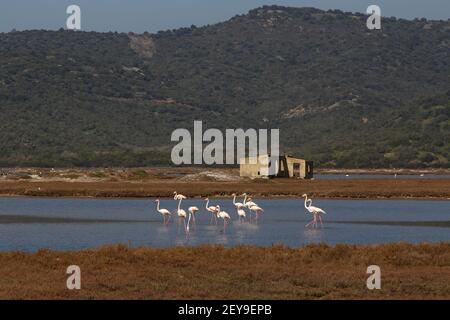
[240, 154, 313, 179]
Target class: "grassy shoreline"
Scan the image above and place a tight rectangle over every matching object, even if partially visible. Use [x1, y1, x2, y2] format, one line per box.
[0, 243, 449, 300]
[1, 167, 449, 200]
[0, 179, 449, 200]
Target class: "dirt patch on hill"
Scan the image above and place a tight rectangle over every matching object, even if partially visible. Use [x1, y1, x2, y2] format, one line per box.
[128, 33, 156, 59]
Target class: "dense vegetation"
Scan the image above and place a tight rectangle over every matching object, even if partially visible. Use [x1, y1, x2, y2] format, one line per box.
[0, 6, 449, 167]
[1, 244, 450, 299]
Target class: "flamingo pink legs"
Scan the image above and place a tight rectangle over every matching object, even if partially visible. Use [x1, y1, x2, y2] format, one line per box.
[305, 212, 318, 228]
[305, 212, 324, 228]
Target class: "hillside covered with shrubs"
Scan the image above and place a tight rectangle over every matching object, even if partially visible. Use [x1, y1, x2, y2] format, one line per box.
[0, 6, 449, 167]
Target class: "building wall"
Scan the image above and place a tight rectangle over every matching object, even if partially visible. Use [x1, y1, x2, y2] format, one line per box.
[239, 155, 270, 177]
[304, 161, 314, 179]
[284, 157, 305, 178]
[240, 155, 313, 179]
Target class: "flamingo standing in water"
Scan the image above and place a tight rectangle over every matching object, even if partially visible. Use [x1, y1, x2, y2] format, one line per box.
[176, 198, 188, 231]
[302, 194, 326, 228]
[244, 196, 258, 209]
[249, 204, 264, 223]
[232, 193, 246, 221]
[188, 206, 199, 224]
[215, 205, 231, 232]
[244, 195, 259, 221]
[154, 199, 171, 225]
[205, 198, 218, 224]
[174, 191, 187, 200]
[232, 193, 245, 209]
[186, 210, 193, 233]
[237, 208, 246, 223]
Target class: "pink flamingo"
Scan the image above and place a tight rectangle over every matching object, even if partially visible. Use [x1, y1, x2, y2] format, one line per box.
[232, 193, 246, 221]
[188, 206, 199, 224]
[173, 191, 187, 200]
[244, 195, 259, 221]
[205, 198, 218, 224]
[302, 194, 326, 228]
[243, 194, 258, 209]
[186, 210, 194, 233]
[176, 198, 188, 231]
[215, 205, 231, 232]
[249, 204, 264, 223]
[237, 208, 246, 223]
[154, 199, 171, 225]
[232, 193, 245, 209]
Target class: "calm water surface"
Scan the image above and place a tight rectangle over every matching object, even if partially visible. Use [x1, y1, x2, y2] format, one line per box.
[0, 197, 449, 251]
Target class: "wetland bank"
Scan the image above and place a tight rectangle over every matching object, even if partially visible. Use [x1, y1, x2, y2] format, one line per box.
[0, 167, 449, 199]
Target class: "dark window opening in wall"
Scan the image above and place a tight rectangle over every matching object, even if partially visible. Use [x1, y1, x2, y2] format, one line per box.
[293, 163, 300, 177]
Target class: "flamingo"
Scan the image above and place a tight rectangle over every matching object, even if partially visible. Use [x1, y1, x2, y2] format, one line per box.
[173, 191, 187, 200]
[232, 193, 245, 209]
[205, 198, 219, 224]
[303, 197, 314, 222]
[237, 208, 246, 223]
[154, 199, 171, 225]
[302, 194, 326, 228]
[249, 204, 264, 222]
[244, 196, 258, 209]
[188, 206, 199, 224]
[176, 198, 188, 231]
[244, 195, 259, 220]
[215, 205, 231, 232]
[186, 210, 193, 233]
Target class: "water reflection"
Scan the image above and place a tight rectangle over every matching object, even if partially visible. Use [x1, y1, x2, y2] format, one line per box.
[303, 228, 324, 243]
[215, 233, 229, 245]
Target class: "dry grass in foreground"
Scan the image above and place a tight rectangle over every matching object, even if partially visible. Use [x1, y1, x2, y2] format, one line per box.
[0, 243, 449, 300]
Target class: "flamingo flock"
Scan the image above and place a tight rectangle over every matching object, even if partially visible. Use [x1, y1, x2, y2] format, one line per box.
[154, 192, 327, 233]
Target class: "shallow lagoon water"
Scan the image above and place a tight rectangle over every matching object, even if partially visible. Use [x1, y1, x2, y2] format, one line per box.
[0, 197, 449, 251]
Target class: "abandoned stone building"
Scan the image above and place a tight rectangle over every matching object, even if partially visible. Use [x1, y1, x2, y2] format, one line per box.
[239, 154, 313, 179]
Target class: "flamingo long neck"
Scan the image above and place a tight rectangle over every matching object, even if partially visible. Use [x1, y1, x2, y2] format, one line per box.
[243, 194, 247, 205]
[178, 198, 182, 210]
[156, 201, 160, 211]
[205, 199, 209, 209]
[187, 213, 192, 230]
[304, 196, 310, 209]
[232, 195, 236, 205]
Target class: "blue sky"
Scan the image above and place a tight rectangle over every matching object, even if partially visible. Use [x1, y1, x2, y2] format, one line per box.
[1, 0, 449, 33]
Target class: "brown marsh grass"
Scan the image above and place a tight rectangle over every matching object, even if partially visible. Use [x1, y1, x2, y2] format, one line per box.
[0, 179, 449, 199]
[0, 243, 449, 299]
